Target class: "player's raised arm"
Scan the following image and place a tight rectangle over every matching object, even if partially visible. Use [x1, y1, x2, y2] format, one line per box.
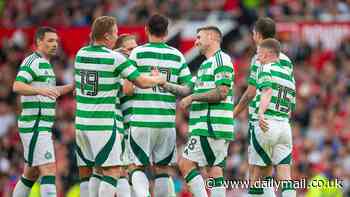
[13, 81, 60, 99]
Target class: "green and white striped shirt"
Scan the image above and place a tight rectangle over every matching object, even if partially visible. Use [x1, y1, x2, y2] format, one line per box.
[189, 50, 235, 140]
[256, 60, 296, 121]
[15, 52, 56, 133]
[74, 45, 140, 133]
[124, 42, 193, 128]
[247, 53, 293, 121]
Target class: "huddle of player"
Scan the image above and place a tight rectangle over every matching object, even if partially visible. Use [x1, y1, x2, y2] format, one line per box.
[12, 13, 296, 197]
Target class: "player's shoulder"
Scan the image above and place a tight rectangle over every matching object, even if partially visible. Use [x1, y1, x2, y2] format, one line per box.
[214, 50, 232, 66]
[21, 52, 45, 68]
[279, 52, 292, 62]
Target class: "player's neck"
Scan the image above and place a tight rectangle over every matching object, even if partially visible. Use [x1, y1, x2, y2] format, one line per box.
[35, 50, 49, 60]
[93, 40, 107, 47]
[204, 45, 220, 59]
[148, 36, 165, 44]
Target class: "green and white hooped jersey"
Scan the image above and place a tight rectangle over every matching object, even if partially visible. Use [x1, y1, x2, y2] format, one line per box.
[74, 45, 140, 133]
[256, 60, 296, 121]
[247, 53, 293, 121]
[189, 50, 235, 141]
[125, 42, 193, 128]
[15, 52, 56, 133]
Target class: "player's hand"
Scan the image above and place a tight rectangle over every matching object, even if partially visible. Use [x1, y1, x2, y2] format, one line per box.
[258, 113, 269, 132]
[157, 75, 166, 86]
[35, 87, 60, 100]
[179, 96, 193, 111]
[151, 66, 160, 76]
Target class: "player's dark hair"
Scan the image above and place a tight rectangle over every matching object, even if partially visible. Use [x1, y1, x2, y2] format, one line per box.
[197, 26, 222, 39]
[34, 26, 57, 46]
[146, 14, 168, 37]
[259, 38, 281, 56]
[91, 16, 116, 41]
[254, 17, 276, 39]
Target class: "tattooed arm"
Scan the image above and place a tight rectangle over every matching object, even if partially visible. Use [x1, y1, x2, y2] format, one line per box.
[179, 85, 229, 110]
[232, 85, 256, 118]
[161, 82, 193, 97]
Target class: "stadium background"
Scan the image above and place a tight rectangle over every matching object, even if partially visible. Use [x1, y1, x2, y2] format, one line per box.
[0, 0, 350, 196]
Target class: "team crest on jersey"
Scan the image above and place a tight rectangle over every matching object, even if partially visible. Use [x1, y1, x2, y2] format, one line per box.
[45, 151, 52, 160]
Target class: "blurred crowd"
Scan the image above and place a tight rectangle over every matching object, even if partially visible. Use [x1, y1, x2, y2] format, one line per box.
[1, 0, 350, 28]
[0, 0, 350, 196]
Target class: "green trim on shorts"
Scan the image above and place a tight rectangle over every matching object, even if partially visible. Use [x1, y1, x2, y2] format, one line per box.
[75, 143, 94, 167]
[129, 130, 150, 166]
[92, 173, 102, 180]
[200, 136, 216, 166]
[279, 153, 292, 164]
[95, 120, 117, 166]
[27, 106, 41, 167]
[251, 125, 272, 165]
[155, 145, 175, 165]
[216, 158, 226, 168]
[102, 175, 117, 187]
[121, 134, 126, 157]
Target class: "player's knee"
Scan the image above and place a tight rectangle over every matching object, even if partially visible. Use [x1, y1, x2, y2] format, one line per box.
[79, 167, 93, 178]
[260, 165, 273, 177]
[154, 165, 169, 175]
[178, 157, 195, 176]
[102, 166, 122, 177]
[23, 165, 39, 181]
[207, 166, 223, 178]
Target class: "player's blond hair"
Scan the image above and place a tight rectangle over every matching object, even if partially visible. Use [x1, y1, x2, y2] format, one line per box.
[91, 16, 116, 41]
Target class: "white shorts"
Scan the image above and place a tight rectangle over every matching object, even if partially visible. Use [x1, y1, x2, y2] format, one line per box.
[129, 127, 176, 166]
[182, 136, 229, 167]
[20, 132, 55, 167]
[248, 119, 293, 166]
[76, 129, 124, 167]
[121, 130, 134, 166]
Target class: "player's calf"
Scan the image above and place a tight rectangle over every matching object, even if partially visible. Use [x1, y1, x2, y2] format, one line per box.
[13, 165, 39, 197]
[179, 157, 208, 197]
[39, 162, 57, 197]
[276, 164, 295, 197]
[153, 165, 175, 197]
[129, 165, 150, 197]
[79, 167, 92, 197]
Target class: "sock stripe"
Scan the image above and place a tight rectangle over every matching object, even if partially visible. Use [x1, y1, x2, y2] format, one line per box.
[248, 187, 264, 194]
[102, 175, 117, 187]
[154, 173, 169, 179]
[41, 176, 55, 185]
[21, 176, 35, 188]
[185, 169, 200, 183]
[282, 181, 295, 192]
[264, 176, 273, 181]
[80, 176, 90, 183]
[92, 173, 102, 180]
[213, 177, 224, 187]
[119, 176, 127, 179]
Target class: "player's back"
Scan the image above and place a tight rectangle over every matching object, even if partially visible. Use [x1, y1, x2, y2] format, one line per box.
[74, 45, 123, 131]
[256, 60, 296, 121]
[249, 52, 294, 121]
[127, 42, 192, 128]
